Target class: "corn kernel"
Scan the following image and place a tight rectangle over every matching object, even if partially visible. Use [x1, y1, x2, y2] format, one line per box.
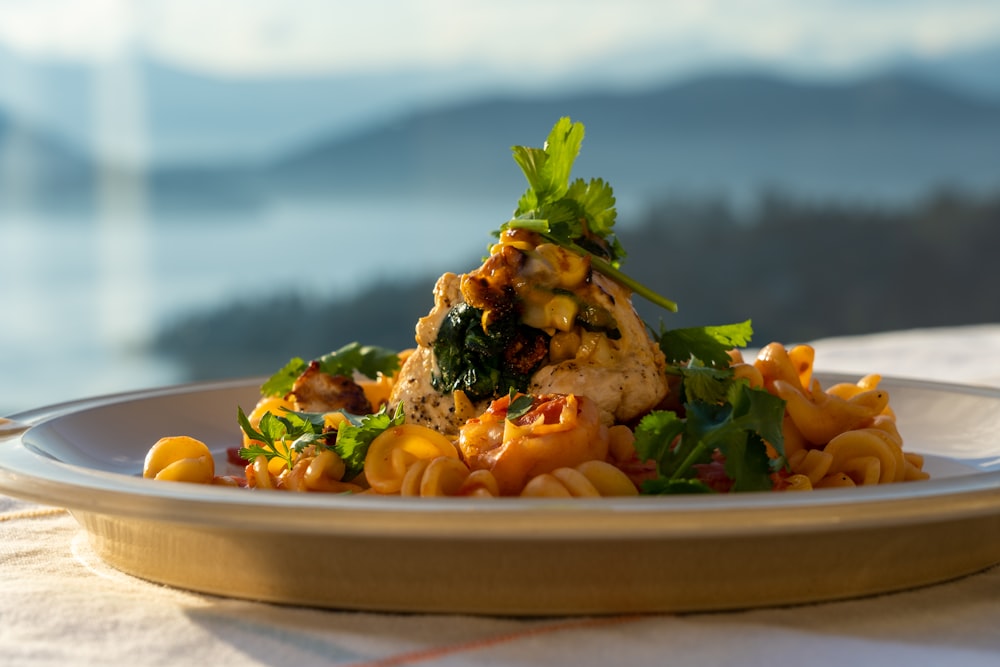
[536, 243, 589, 288]
[520, 301, 548, 330]
[546, 294, 578, 332]
[549, 330, 581, 363]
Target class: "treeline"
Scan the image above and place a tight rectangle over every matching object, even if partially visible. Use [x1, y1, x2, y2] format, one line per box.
[623, 187, 1000, 344]
[152, 186, 1000, 382]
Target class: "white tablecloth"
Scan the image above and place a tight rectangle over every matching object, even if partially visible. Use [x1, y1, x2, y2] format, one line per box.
[3, 325, 1000, 667]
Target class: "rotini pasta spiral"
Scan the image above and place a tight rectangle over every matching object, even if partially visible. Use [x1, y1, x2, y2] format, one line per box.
[143, 338, 929, 497]
[363, 424, 460, 494]
[520, 460, 640, 498]
[143, 436, 215, 484]
[749, 343, 928, 490]
[393, 456, 501, 497]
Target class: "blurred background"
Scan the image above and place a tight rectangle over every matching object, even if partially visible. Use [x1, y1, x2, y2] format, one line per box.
[2, 0, 1000, 415]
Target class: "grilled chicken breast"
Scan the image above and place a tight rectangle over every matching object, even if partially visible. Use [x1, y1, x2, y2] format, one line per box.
[389, 237, 669, 434]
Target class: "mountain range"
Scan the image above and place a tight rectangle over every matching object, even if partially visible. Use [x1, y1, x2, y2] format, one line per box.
[2, 46, 1000, 214]
[264, 70, 1000, 204]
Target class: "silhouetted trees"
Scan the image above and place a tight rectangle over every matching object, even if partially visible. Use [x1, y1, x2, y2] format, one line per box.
[152, 187, 1000, 382]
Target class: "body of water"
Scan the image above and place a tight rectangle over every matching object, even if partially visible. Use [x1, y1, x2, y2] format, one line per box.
[0, 195, 516, 416]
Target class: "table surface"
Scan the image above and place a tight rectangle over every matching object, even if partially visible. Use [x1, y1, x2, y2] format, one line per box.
[3, 324, 1000, 667]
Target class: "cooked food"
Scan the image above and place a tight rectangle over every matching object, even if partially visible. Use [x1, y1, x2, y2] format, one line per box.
[143, 117, 929, 496]
[290, 362, 372, 415]
[390, 235, 669, 434]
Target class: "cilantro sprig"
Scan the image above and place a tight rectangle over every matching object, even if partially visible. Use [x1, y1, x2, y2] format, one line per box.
[237, 402, 405, 480]
[333, 403, 406, 480]
[498, 117, 678, 313]
[506, 392, 536, 422]
[260, 342, 400, 398]
[656, 319, 754, 368]
[237, 407, 329, 469]
[634, 368, 786, 494]
[633, 319, 787, 493]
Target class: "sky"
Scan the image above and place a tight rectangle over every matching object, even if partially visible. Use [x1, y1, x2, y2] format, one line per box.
[1, 0, 1000, 81]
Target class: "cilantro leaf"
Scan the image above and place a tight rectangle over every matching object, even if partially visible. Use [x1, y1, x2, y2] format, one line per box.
[633, 367, 786, 494]
[237, 406, 299, 469]
[315, 342, 400, 380]
[237, 400, 406, 481]
[721, 433, 775, 493]
[512, 116, 583, 208]
[506, 393, 536, 422]
[237, 405, 336, 470]
[656, 320, 754, 367]
[500, 117, 677, 313]
[260, 342, 399, 398]
[334, 402, 406, 480]
[564, 177, 617, 240]
[725, 380, 787, 465]
[260, 357, 308, 398]
[633, 410, 690, 478]
[675, 365, 734, 405]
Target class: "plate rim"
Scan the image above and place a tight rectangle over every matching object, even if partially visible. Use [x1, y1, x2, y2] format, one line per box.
[2, 374, 1000, 541]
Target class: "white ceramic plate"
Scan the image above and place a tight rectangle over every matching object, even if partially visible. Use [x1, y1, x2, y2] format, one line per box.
[1, 374, 1000, 615]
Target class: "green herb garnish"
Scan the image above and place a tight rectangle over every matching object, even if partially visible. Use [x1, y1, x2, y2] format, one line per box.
[499, 117, 678, 313]
[635, 318, 786, 493]
[260, 342, 400, 398]
[656, 319, 754, 368]
[506, 392, 536, 422]
[236, 402, 405, 479]
[333, 402, 406, 480]
[634, 365, 787, 494]
[237, 406, 328, 470]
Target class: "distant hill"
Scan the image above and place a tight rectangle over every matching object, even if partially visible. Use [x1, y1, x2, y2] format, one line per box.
[4, 68, 1000, 212]
[0, 107, 94, 212]
[151, 187, 1000, 381]
[3, 41, 1000, 166]
[264, 70, 1000, 205]
[0, 44, 506, 165]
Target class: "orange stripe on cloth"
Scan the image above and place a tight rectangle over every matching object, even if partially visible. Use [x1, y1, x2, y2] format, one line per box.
[345, 614, 642, 667]
[0, 507, 68, 522]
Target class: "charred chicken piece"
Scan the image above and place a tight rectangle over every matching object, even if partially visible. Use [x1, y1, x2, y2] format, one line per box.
[390, 236, 669, 434]
[290, 361, 372, 415]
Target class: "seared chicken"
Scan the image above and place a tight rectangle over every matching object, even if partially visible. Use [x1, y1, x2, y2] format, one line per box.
[390, 272, 469, 432]
[390, 233, 669, 434]
[290, 361, 372, 415]
[527, 271, 668, 424]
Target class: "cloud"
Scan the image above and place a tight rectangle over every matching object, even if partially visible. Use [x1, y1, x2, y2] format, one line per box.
[1, 0, 999, 77]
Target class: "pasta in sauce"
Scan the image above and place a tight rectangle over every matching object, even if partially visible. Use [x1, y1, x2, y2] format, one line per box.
[143, 341, 928, 496]
[141, 118, 929, 497]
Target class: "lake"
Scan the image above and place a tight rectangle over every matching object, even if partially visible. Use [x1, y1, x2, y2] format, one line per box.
[0, 194, 526, 416]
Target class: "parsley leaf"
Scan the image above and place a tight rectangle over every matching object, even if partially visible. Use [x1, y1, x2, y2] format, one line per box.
[506, 393, 536, 422]
[316, 342, 400, 380]
[656, 320, 754, 367]
[500, 117, 677, 313]
[260, 357, 307, 398]
[633, 368, 787, 494]
[334, 402, 406, 480]
[260, 342, 400, 398]
[237, 406, 326, 470]
[237, 401, 405, 481]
